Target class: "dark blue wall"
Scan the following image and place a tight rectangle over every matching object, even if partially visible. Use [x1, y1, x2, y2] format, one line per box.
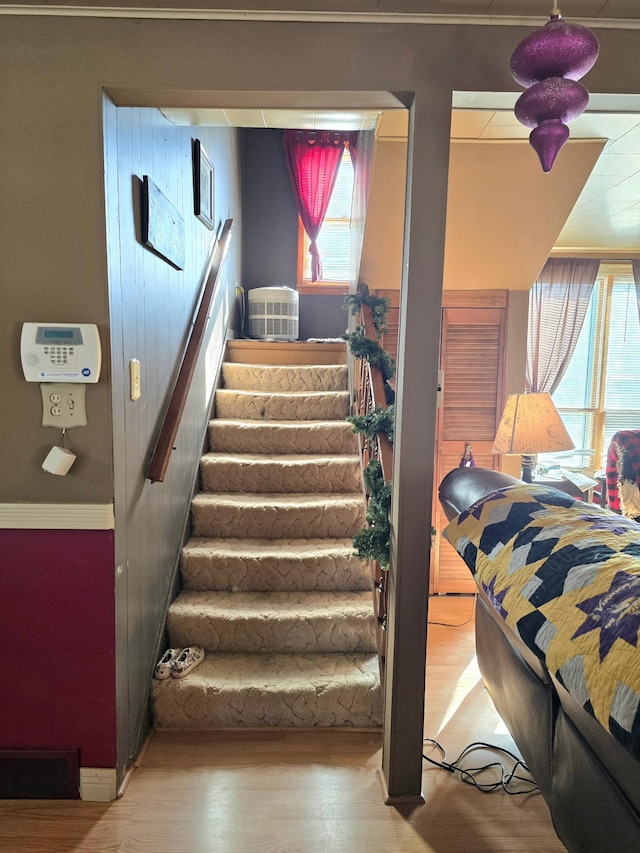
[240, 128, 348, 340]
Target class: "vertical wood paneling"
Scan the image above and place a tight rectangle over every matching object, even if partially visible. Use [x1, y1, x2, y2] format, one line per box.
[103, 100, 241, 782]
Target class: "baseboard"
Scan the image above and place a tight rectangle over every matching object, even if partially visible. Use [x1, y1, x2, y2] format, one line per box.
[80, 768, 118, 802]
[0, 503, 115, 529]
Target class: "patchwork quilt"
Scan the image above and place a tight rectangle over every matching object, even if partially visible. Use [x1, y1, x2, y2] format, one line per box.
[443, 484, 640, 760]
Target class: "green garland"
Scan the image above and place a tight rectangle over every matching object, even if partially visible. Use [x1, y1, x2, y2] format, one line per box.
[341, 326, 395, 383]
[343, 283, 390, 338]
[352, 459, 392, 569]
[343, 287, 439, 566]
[348, 404, 394, 445]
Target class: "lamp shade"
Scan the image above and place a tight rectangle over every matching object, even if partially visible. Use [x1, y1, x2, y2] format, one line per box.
[492, 392, 575, 455]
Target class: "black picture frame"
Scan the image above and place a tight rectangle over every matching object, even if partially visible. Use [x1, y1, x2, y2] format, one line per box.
[193, 139, 215, 231]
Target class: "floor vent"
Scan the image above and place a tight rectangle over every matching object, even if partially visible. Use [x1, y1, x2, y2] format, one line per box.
[0, 750, 80, 799]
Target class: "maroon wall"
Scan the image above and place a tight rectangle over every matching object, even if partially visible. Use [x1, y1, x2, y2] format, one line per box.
[1, 529, 117, 768]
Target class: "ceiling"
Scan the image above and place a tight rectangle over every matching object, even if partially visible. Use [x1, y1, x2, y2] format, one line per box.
[163, 100, 640, 255]
[450, 105, 640, 253]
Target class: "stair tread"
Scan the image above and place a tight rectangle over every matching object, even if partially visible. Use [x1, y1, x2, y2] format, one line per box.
[151, 652, 382, 729]
[153, 651, 380, 688]
[182, 536, 359, 555]
[201, 452, 359, 463]
[180, 537, 368, 593]
[216, 389, 349, 399]
[193, 492, 364, 504]
[222, 363, 348, 393]
[167, 590, 377, 653]
[171, 589, 374, 614]
[209, 418, 354, 428]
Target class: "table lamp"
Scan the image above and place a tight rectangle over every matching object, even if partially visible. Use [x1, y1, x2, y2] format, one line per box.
[492, 392, 575, 483]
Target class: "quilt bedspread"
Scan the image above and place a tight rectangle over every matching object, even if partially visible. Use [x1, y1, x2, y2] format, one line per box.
[443, 484, 640, 760]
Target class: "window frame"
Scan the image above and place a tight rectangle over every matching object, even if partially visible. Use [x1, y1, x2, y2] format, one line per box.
[296, 148, 354, 295]
[547, 265, 640, 472]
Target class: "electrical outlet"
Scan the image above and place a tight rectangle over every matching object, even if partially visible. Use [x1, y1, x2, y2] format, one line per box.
[40, 383, 88, 429]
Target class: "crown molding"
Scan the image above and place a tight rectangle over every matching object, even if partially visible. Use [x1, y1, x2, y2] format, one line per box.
[1, 6, 640, 29]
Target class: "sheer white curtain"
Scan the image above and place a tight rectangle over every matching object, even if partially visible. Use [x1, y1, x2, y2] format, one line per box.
[632, 259, 640, 322]
[526, 258, 600, 394]
[348, 130, 375, 295]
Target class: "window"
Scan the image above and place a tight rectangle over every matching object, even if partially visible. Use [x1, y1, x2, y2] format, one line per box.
[297, 148, 354, 292]
[539, 264, 640, 472]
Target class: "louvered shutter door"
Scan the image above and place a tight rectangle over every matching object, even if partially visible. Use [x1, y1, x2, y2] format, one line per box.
[380, 308, 399, 365]
[432, 305, 506, 594]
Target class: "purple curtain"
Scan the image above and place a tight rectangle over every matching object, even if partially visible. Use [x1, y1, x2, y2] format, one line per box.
[282, 130, 347, 282]
[526, 258, 600, 394]
[632, 259, 640, 324]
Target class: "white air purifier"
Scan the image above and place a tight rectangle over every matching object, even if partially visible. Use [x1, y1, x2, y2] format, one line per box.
[247, 286, 299, 341]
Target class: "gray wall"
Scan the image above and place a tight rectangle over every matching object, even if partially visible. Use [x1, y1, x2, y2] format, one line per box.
[241, 128, 348, 339]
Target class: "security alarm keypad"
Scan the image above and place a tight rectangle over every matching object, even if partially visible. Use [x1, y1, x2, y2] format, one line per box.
[21, 323, 101, 382]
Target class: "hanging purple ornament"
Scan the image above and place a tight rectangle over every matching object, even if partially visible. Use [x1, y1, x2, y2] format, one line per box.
[509, 7, 599, 173]
[511, 13, 599, 87]
[515, 78, 590, 128]
[530, 121, 571, 173]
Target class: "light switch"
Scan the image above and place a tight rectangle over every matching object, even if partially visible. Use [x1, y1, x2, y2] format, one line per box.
[40, 383, 87, 428]
[130, 358, 141, 401]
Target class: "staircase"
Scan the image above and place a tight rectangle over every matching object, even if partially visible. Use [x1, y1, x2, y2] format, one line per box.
[151, 342, 383, 729]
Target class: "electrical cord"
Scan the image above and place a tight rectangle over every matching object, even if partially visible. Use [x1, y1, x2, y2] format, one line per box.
[423, 738, 539, 796]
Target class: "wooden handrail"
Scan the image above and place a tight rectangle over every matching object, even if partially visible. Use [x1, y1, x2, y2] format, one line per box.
[147, 218, 234, 484]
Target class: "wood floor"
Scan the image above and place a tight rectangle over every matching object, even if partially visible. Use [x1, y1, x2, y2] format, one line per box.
[0, 597, 566, 853]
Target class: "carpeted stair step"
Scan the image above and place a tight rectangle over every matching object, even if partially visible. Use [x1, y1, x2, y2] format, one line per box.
[166, 590, 377, 654]
[191, 492, 366, 539]
[151, 652, 383, 729]
[215, 389, 349, 421]
[180, 537, 370, 592]
[208, 419, 358, 455]
[199, 453, 361, 494]
[221, 362, 348, 393]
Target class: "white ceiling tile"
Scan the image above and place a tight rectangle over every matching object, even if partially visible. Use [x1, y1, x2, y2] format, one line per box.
[223, 109, 267, 127]
[449, 110, 494, 138]
[486, 110, 524, 127]
[569, 113, 640, 141]
[603, 126, 640, 155]
[262, 110, 313, 129]
[573, 198, 635, 217]
[609, 207, 640, 226]
[480, 124, 530, 140]
[591, 153, 640, 177]
[594, 184, 640, 204]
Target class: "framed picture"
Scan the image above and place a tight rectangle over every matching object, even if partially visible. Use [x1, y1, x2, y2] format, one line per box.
[140, 176, 185, 270]
[193, 139, 215, 230]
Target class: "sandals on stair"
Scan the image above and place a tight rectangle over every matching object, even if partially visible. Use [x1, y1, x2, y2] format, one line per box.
[154, 648, 182, 680]
[154, 646, 205, 680]
[171, 646, 205, 679]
